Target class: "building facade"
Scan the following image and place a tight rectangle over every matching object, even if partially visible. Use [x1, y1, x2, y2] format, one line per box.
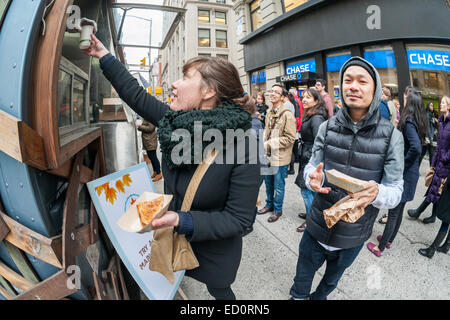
[234, 0, 450, 110]
[160, 0, 238, 100]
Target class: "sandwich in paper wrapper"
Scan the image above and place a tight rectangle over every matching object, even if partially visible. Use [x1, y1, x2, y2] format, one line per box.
[117, 192, 173, 233]
[323, 170, 367, 228]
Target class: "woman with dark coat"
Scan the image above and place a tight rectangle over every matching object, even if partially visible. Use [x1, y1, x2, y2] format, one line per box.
[418, 96, 450, 258]
[419, 102, 438, 166]
[367, 90, 428, 256]
[83, 35, 260, 299]
[408, 95, 450, 224]
[294, 89, 328, 232]
[137, 120, 162, 181]
[255, 91, 269, 127]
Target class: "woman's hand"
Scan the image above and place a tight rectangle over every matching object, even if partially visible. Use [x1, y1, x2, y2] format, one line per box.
[81, 34, 110, 59]
[151, 211, 179, 230]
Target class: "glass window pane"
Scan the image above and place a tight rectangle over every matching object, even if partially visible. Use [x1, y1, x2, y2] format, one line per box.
[406, 44, 450, 108]
[73, 78, 86, 124]
[198, 10, 210, 23]
[58, 70, 71, 127]
[215, 11, 226, 24]
[216, 30, 227, 48]
[217, 54, 228, 60]
[326, 50, 351, 103]
[283, 0, 308, 12]
[198, 29, 210, 47]
[364, 45, 399, 99]
[251, 10, 262, 31]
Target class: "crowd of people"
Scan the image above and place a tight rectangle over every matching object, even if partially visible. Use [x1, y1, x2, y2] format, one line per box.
[83, 33, 449, 300]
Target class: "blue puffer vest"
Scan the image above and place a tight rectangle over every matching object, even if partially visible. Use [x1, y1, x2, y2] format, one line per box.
[306, 110, 394, 249]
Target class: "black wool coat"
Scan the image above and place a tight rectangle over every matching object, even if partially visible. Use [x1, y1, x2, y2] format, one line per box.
[436, 171, 450, 225]
[100, 54, 260, 288]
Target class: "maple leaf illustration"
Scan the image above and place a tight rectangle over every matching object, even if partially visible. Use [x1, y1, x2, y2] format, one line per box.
[105, 186, 117, 204]
[95, 183, 109, 196]
[115, 179, 125, 193]
[122, 174, 132, 187]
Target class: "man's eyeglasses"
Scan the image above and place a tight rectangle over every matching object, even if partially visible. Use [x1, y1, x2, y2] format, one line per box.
[268, 90, 282, 95]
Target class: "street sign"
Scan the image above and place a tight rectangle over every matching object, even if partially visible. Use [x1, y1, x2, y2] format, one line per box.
[87, 163, 184, 300]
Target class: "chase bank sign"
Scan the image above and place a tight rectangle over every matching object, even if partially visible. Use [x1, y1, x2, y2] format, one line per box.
[407, 49, 450, 72]
[279, 73, 303, 82]
[286, 59, 316, 74]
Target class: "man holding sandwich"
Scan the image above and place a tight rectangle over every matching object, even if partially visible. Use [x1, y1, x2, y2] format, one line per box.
[289, 57, 405, 300]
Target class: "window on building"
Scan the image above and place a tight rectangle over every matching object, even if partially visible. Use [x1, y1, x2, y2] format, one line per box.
[216, 0, 225, 3]
[198, 9, 210, 23]
[406, 44, 450, 110]
[326, 50, 351, 104]
[216, 30, 227, 48]
[198, 29, 210, 47]
[199, 53, 211, 57]
[250, 0, 262, 31]
[250, 70, 266, 97]
[364, 44, 399, 99]
[215, 11, 226, 24]
[217, 54, 228, 60]
[283, 0, 308, 13]
[57, 57, 89, 129]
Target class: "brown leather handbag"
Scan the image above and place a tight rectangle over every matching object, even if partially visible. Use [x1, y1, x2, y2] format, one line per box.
[149, 149, 218, 283]
[425, 166, 435, 187]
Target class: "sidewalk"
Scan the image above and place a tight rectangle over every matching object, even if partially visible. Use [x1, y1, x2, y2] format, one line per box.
[152, 160, 449, 300]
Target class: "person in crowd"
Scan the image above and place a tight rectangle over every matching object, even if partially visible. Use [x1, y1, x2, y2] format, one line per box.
[419, 170, 450, 258]
[367, 89, 427, 257]
[256, 91, 269, 127]
[83, 34, 260, 300]
[138, 119, 162, 181]
[285, 90, 301, 175]
[393, 98, 401, 127]
[333, 99, 342, 115]
[289, 87, 304, 172]
[294, 89, 328, 233]
[315, 79, 334, 118]
[408, 95, 450, 224]
[419, 102, 438, 166]
[289, 87, 304, 130]
[289, 57, 404, 300]
[382, 87, 397, 126]
[258, 84, 296, 223]
[379, 98, 391, 121]
[282, 89, 296, 115]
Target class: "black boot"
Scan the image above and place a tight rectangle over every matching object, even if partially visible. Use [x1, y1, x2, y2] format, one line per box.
[418, 231, 447, 259]
[407, 199, 430, 219]
[422, 214, 436, 224]
[437, 232, 450, 254]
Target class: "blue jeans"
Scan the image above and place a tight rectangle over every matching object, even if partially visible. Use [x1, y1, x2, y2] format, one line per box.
[301, 188, 316, 215]
[264, 165, 289, 213]
[290, 231, 363, 300]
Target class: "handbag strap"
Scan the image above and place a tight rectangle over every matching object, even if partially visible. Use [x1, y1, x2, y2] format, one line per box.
[181, 149, 218, 211]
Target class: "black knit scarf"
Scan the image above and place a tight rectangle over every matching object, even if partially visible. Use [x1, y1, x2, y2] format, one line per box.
[157, 100, 252, 169]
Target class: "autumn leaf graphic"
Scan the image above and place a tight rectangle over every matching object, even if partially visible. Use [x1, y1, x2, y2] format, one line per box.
[122, 174, 132, 187]
[95, 183, 109, 196]
[115, 179, 125, 193]
[105, 186, 117, 205]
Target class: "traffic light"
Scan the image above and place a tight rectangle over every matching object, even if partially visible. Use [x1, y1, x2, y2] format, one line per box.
[140, 57, 146, 66]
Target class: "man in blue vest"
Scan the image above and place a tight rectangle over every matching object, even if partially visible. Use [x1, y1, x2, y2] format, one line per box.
[289, 57, 405, 300]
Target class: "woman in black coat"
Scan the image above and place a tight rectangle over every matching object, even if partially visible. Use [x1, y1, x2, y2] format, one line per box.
[294, 89, 328, 232]
[367, 90, 428, 257]
[83, 35, 260, 299]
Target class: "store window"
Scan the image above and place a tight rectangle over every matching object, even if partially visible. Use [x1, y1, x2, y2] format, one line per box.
[198, 9, 210, 23]
[285, 57, 316, 74]
[215, 11, 226, 25]
[250, 70, 266, 97]
[364, 45, 399, 99]
[216, 30, 227, 48]
[249, 0, 262, 31]
[283, 0, 308, 13]
[198, 29, 210, 47]
[406, 44, 450, 110]
[57, 57, 89, 130]
[326, 50, 351, 103]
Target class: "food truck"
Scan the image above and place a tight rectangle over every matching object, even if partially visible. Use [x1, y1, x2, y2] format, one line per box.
[0, 0, 184, 300]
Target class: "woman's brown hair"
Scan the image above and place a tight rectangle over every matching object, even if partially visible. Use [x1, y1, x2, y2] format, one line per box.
[256, 91, 265, 104]
[302, 88, 328, 119]
[183, 56, 253, 110]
